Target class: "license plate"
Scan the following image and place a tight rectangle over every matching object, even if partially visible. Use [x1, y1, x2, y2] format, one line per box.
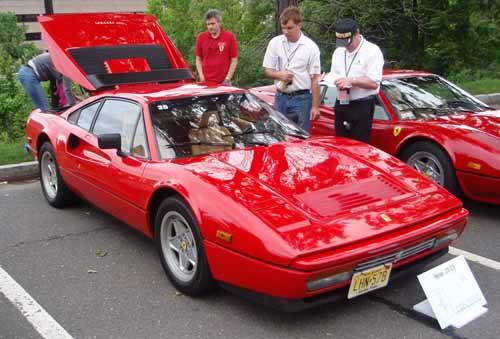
[347, 263, 392, 299]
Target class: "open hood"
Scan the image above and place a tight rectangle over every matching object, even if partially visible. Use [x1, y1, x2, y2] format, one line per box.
[38, 13, 194, 91]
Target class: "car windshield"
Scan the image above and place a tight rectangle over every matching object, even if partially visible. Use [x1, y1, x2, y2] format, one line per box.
[150, 92, 308, 159]
[382, 76, 490, 120]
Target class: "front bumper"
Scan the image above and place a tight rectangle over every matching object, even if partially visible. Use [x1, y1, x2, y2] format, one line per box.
[219, 247, 448, 312]
[457, 170, 500, 204]
[204, 207, 467, 311]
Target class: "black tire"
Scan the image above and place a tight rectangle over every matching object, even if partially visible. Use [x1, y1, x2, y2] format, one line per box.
[154, 196, 215, 296]
[38, 142, 78, 208]
[400, 141, 462, 197]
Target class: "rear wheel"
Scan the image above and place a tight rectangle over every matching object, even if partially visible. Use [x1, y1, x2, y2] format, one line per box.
[39, 142, 77, 208]
[154, 196, 215, 296]
[400, 141, 461, 197]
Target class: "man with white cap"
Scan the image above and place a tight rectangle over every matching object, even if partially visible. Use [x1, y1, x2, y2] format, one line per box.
[323, 19, 384, 143]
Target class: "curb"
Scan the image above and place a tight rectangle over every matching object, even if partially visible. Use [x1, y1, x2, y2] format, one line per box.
[0, 161, 38, 183]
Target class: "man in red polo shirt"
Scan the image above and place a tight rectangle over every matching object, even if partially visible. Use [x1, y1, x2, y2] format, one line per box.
[195, 9, 238, 85]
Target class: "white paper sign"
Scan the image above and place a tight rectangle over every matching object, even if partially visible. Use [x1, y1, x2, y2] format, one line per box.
[417, 255, 487, 329]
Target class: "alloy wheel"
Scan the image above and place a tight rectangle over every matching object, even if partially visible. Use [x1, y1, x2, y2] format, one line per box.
[407, 151, 445, 185]
[160, 211, 198, 282]
[41, 151, 58, 199]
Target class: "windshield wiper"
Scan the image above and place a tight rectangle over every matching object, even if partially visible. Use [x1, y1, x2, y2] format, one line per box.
[443, 100, 486, 112]
[411, 107, 453, 115]
[163, 141, 234, 148]
[283, 131, 308, 139]
[230, 126, 277, 138]
[233, 126, 307, 139]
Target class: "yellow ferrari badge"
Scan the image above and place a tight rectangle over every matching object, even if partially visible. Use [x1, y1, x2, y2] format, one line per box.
[393, 126, 402, 137]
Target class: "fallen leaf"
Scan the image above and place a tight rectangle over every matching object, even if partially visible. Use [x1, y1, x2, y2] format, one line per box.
[95, 249, 108, 257]
[172, 291, 183, 298]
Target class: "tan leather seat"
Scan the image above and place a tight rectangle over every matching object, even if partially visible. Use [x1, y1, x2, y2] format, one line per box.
[189, 110, 234, 156]
[231, 117, 253, 131]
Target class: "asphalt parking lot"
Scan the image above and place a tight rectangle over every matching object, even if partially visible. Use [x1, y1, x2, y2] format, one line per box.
[1, 180, 499, 339]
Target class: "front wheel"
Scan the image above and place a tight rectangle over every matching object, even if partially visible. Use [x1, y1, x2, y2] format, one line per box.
[154, 196, 215, 296]
[400, 141, 461, 197]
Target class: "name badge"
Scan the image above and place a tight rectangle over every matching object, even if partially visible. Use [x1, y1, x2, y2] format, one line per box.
[338, 89, 350, 105]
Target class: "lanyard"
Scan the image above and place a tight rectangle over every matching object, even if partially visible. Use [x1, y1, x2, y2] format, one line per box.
[282, 40, 301, 69]
[344, 39, 364, 77]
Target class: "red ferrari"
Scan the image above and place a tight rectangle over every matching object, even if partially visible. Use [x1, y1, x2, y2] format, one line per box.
[26, 13, 468, 311]
[253, 71, 500, 205]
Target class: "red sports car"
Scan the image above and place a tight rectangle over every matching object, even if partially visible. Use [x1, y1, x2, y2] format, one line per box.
[253, 71, 500, 205]
[26, 13, 468, 311]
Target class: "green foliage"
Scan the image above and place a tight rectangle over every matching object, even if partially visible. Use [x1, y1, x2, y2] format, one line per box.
[300, 0, 500, 80]
[148, 0, 500, 88]
[148, 0, 274, 86]
[454, 78, 500, 95]
[0, 12, 38, 62]
[0, 137, 32, 165]
[0, 12, 39, 141]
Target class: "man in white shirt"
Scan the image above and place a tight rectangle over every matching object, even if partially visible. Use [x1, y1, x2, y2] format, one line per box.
[263, 6, 321, 132]
[323, 19, 384, 143]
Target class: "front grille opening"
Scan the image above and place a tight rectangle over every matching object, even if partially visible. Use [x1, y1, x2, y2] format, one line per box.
[355, 238, 436, 272]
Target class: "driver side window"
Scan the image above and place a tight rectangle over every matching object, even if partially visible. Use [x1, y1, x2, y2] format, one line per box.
[131, 115, 149, 158]
[373, 99, 390, 121]
[92, 99, 141, 153]
[321, 85, 337, 107]
[322, 85, 389, 120]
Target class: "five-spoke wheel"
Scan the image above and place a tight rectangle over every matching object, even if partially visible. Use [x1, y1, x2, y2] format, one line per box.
[155, 196, 215, 296]
[401, 141, 461, 197]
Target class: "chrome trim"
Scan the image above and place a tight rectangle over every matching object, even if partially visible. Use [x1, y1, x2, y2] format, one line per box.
[355, 238, 436, 272]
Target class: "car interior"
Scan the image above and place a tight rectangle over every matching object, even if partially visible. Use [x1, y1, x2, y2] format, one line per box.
[188, 109, 234, 156]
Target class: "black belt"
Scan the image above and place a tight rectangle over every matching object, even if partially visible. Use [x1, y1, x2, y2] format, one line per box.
[335, 95, 375, 105]
[277, 89, 310, 97]
[351, 95, 376, 102]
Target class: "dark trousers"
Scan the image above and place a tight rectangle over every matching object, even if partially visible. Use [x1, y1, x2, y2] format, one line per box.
[334, 97, 375, 143]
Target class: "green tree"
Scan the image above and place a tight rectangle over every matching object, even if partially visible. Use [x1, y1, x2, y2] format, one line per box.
[150, 0, 499, 87]
[0, 12, 39, 140]
[148, 0, 274, 86]
[300, 0, 500, 79]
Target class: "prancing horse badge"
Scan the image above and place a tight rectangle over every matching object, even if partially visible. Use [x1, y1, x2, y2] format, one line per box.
[393, 126, 402, 137]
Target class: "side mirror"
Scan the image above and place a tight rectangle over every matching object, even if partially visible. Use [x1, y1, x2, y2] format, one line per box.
[97, 133, 124, 156]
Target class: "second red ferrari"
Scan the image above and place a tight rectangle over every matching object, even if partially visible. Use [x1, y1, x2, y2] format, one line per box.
[253, 70, 500, 204]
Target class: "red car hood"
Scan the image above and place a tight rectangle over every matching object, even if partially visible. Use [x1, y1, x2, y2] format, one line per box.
[38, 13, 192, 91]
[180, 139, 461, 255]
[424, 110, 500, 139]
